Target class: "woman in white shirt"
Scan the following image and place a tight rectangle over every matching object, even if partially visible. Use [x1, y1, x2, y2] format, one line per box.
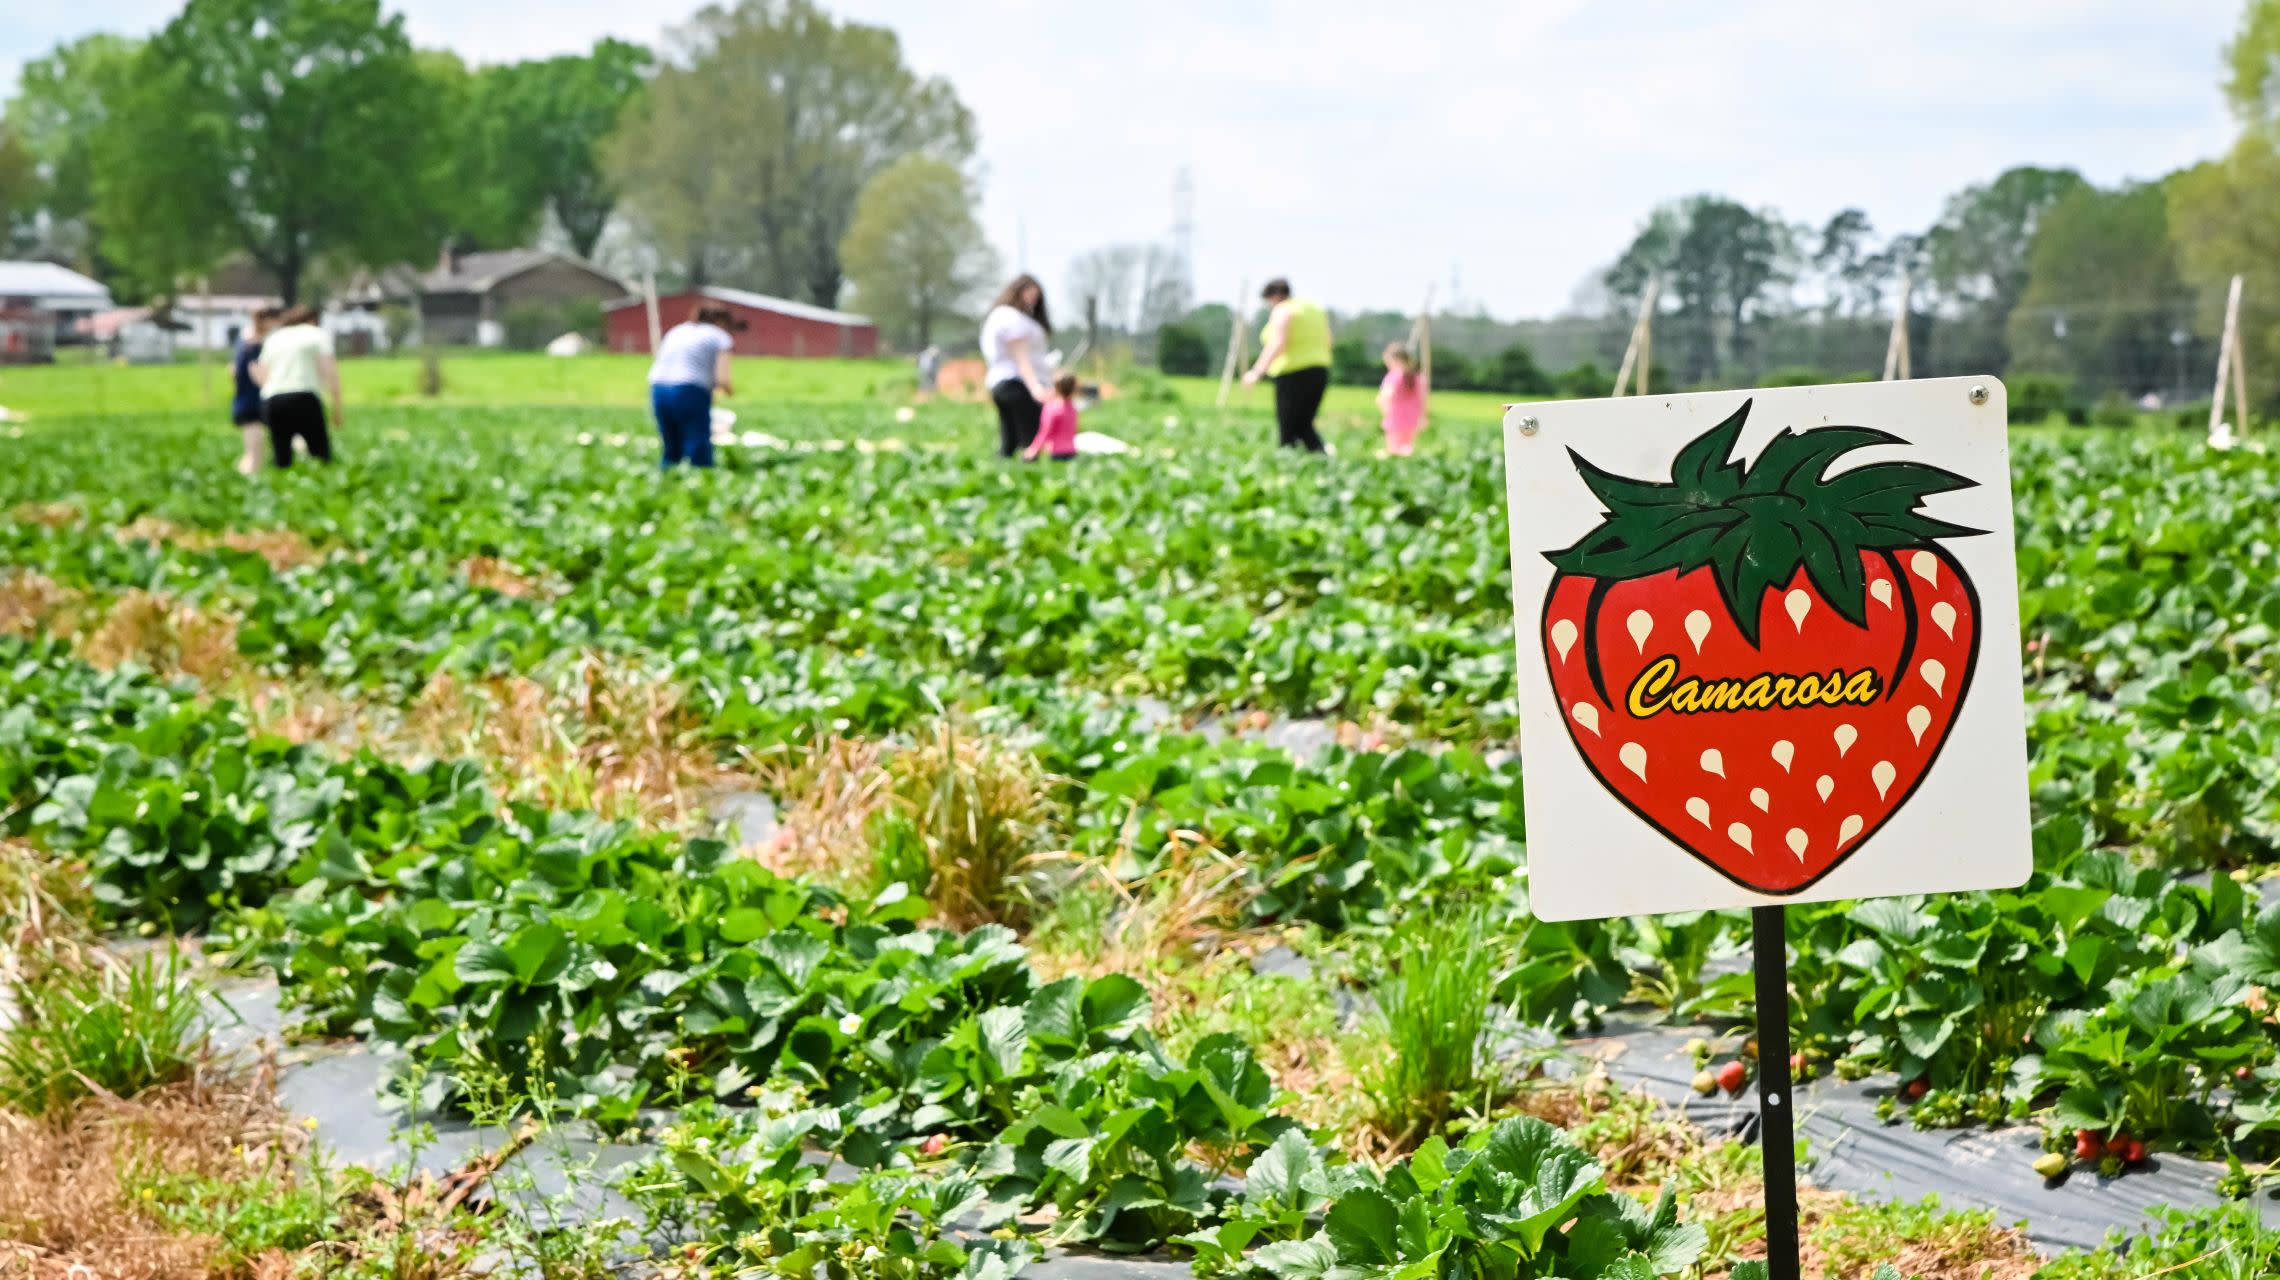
[978, 275, 1053, 457]
[250, 305, 341, 468]
[648, 302, 743, 469]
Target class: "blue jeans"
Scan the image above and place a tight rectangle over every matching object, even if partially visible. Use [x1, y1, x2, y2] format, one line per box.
[652, 382, 714, 468]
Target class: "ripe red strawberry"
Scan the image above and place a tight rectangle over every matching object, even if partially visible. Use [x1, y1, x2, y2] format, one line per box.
[1542, 402, 1983, 895]
[2074, 1129, 2105, 1160]
[1716, 1060, 1747, 1094]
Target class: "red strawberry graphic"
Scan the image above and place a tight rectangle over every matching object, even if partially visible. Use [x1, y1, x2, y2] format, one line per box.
[1541, 402, 1982, 895]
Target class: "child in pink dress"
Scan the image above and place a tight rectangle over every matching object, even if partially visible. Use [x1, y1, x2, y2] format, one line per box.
[1025, 372, 1081, 461]
[1377, 344, 1427, 456]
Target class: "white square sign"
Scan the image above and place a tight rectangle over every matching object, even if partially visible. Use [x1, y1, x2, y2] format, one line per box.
[1503, 377, 2032, 922]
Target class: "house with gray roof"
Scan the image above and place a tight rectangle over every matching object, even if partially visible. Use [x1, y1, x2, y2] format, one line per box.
[418, 248, 628, 347]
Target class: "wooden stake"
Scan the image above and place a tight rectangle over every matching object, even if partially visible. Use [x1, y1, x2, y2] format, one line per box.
[198, 276, 214, 408]
[1217, 280, 1249, 409]
[2211, 274, 2244, 446]
[642, 270, 663, 352]
[1882, 273, 1914, 382]
[1409, 286, 1436, 389]
[1613, 276, 1660, 398]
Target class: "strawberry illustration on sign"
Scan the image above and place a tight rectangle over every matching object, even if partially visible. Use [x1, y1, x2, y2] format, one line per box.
[1540, 399, 1982, 895]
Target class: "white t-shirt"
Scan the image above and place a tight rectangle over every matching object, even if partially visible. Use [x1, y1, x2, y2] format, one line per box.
[258, 324, 334, 398]
[650, 322, 734, 387]
[979, 305, 1048, 388]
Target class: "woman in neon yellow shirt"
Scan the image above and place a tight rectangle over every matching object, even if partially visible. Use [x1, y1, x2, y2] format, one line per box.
[1241, 278, 1332, 452]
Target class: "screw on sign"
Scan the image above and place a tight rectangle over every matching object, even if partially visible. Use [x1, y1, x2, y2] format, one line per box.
[1502, 379, 2032, 1280]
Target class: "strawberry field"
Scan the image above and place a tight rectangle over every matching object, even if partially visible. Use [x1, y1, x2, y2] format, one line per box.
[5, 391, 2280, 1277]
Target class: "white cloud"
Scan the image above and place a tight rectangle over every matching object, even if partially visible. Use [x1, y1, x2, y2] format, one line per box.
[5, 0, 2242, 317]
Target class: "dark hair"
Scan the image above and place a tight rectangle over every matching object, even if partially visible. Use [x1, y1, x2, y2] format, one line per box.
[1261, 278, 1291, 301]
[694, 302, 745, 331]
[991, 274, 1052, 335]
[252, 305, 283, 323]
[279, 304, 318, 326]
[1053, 372, 1079, 398]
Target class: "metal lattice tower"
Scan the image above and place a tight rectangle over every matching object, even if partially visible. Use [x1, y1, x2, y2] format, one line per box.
[1172, 168, 1196, 301]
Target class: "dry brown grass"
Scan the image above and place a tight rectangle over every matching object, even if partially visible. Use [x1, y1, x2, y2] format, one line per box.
[8, 501, 82, 529]
[1505, 1074, 2039, 1280]
[748, 723, 1065, 929]
[114, 515, 318, 573]
[457, 556, 549, 601]
[0, 1069, 300, 1279]
[0, 840, 94, 966]
[403, 658, 731, 826]
[0, 570, 87, 640]
[749, 735, 896, 885]
[78, 590, 244, 685]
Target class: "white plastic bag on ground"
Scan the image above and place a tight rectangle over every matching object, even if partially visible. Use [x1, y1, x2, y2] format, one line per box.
[1074, 431, 1129, 455]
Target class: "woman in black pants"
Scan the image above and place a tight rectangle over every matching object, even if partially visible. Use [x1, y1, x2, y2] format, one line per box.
[979, 275, 1053, 456]
[1242, 278, 1333, 452]
[251, 304, 341, 467]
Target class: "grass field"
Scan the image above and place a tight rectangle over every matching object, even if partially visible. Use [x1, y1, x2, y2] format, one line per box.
[0, 348, 1532, 428]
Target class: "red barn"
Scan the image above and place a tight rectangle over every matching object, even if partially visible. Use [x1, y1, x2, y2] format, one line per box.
[604, 286, 878, 359]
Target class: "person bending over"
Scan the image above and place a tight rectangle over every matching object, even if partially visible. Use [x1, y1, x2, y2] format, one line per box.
[252, 305, 340, 468]
[1241, 278, 1332, 452]
[649, 302, 742, 469]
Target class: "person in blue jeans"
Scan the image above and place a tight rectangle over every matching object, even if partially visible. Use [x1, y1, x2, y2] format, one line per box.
[648, 302, 742, 468]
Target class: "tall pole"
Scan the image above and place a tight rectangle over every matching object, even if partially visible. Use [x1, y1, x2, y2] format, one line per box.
[1882, 273, 1915, 381]
[2211, 274, 2244, 446]
[1217, 280, 1249, 409]
[1612, 276, 1659, 398]
[1753, 906, 1800, 1280]
[643, 270, 663, 353]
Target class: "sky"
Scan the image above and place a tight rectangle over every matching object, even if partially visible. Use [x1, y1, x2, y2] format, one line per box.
[1, 0, 2245, 318]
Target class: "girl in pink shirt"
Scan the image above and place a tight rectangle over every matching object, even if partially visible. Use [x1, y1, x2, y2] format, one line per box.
[1377, 344, 1428, 456]
[1025, 372, 1081, 461]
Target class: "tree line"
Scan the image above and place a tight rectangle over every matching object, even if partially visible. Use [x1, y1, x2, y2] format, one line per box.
[0, 0, 989, 334]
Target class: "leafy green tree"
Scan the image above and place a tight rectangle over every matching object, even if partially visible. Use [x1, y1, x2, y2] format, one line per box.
[1156, 323, 1210, 376]
[605, 0, 975, 304]
[92, 0, 441, 303]
[1490, 341, 1553, 396]
[1605, 195, 1792, 382]
[3, 33, 140, 265]
[838, 155, 996, 348]
[0, 122, 36, 250]
[2007, 181, 2186, 395]
[451, 40, 650, 257]
[2225, 0, 2280, 130]
[1923, 165, 2088, 370]
[2169, 138, 2280, 397]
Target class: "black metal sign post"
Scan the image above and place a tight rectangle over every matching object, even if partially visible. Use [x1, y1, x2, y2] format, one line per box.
[1751, 904, 1800, 1280]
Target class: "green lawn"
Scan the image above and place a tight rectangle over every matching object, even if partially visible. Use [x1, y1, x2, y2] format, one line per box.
[0, 350, 911, 421]
[0, 348, 1528, 428]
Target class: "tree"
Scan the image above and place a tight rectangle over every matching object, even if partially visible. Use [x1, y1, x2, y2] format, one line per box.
[1605, 195, 1792, 382]
[1813, 209, 1885, 316]
[2225, 0, 2280, 129]
[3, 33, 140, 265]
[1157, 323, 1210, 376]
[451, 40, 651, 257]
[1923, 166, 2088, 369]
[1491, 342, 1554, 396]
[0, 123, 36, 251]
[605, 0, 975, 305]
[2007, 181, 2186, 394]
[92, 0, 441, 303]
[2170, 137, 2280, 394]
[838, 155, 996, 348]
[1066, 243, 1190, 341]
